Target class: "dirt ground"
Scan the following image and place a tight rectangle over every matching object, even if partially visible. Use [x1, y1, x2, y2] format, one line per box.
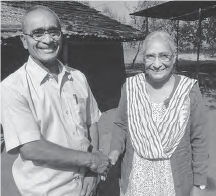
[1, 90, 216, 196]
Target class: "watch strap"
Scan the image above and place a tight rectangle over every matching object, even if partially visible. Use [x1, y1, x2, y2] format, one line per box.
[195, 185, 206, 190]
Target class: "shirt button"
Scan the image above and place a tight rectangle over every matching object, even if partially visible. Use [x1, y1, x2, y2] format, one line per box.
[177, 185, 180, 188]
[66, 111, 69, 114]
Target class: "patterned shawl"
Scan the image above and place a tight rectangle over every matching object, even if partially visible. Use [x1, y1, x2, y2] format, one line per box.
[126, 74, 196, 159]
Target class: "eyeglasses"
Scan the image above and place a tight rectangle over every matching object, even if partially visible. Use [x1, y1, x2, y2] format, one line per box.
[23, 29, 62, 41]
[144, 53, 173, 63]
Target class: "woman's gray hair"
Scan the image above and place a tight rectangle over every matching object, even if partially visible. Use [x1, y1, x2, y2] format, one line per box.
[21, 5, 61, 33]
[143, 31, 177, 54]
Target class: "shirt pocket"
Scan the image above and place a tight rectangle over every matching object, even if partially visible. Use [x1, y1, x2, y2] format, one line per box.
[67, 96, 87, 127]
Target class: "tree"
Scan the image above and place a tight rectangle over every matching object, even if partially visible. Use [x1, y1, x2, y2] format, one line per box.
[123, 1, 145, 67]
[102, 6, 118, 20]
[137, 1, 177, 35]
[178, 20, 198, 52]
[202, 16, 216, 57]
[125, 0, 174, 67]
[101, 5, 126, 23]
[126, 1, 177, 67]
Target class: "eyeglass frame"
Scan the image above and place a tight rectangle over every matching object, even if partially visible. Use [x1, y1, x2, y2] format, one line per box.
[144, 53, 174, 63]
[22, 28, 62, 41]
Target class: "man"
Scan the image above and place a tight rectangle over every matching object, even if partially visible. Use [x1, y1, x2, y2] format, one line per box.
[1, 6, 110, 196]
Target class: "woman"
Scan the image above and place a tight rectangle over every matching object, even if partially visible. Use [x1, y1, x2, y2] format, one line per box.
[108, 31, 208, 196]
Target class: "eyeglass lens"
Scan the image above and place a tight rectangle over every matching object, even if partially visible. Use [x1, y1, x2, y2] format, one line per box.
[145, 53, 172, 62]
[32, 29, 61, 40]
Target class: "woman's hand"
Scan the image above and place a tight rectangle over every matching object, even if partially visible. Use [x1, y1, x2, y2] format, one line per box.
[108, 150, 120, 165]
[99, 150, 120, 181]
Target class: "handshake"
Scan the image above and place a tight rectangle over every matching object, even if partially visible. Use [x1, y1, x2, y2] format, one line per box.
[88, 150, 120, 179]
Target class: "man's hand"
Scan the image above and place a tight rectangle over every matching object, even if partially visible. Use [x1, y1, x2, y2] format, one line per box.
[108, 150, 120, 165]
[89, 151, 110, 176]
[190, 185, 206, 196]
[81, 172, 100, 196]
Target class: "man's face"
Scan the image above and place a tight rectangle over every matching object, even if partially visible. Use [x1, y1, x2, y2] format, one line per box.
[21, 9, 62, 66]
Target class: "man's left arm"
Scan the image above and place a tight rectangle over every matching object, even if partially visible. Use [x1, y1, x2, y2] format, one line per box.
[81, 74, 102, 196]
[81, 123, 100, 196]
[89, 123, 99, 152]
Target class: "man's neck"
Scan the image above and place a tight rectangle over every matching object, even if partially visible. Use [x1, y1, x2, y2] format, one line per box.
[30, 56, 59, 75]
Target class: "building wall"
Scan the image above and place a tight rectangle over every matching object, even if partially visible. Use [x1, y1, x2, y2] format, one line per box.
[67, 41, 126, 112]
[1, 39, 29, 80]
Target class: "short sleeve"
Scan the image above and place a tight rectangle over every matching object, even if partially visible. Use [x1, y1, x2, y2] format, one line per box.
[110, 82, 127, 153]
[83, 76, 101, 125]
[1, 86, 41, 154]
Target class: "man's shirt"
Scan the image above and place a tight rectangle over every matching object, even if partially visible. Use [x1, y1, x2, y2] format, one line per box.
[1, 56, 101, 196]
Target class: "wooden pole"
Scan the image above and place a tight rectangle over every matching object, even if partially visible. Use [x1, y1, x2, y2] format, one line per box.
[146, 17, 149, 34]
[196, 8, 202, 79]
[176, 20, 179, 72]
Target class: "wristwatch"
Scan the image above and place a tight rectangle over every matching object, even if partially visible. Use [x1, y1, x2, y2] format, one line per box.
[195, 185, 206, 190]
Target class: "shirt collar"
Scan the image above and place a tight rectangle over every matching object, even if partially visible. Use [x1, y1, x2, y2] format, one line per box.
[25, 56, 72, 85]
[58, 61, 74, 81]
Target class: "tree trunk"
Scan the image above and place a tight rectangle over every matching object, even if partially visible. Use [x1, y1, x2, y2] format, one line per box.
[131, 41, 142, 68]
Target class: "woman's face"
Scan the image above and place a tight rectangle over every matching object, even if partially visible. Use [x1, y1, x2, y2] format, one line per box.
[144, 38, 175, 83]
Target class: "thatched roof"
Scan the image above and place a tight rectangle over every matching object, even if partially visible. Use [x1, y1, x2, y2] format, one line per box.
[1, 1, 145, 42]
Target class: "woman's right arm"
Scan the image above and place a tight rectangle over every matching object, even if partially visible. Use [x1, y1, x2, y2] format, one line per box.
[109, 83, 127, 164]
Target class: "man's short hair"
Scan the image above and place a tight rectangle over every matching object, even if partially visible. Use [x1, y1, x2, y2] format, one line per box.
[21, 5, 61, 33]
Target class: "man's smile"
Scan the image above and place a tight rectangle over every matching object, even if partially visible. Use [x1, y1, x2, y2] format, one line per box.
[38, 46, 57, 53]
